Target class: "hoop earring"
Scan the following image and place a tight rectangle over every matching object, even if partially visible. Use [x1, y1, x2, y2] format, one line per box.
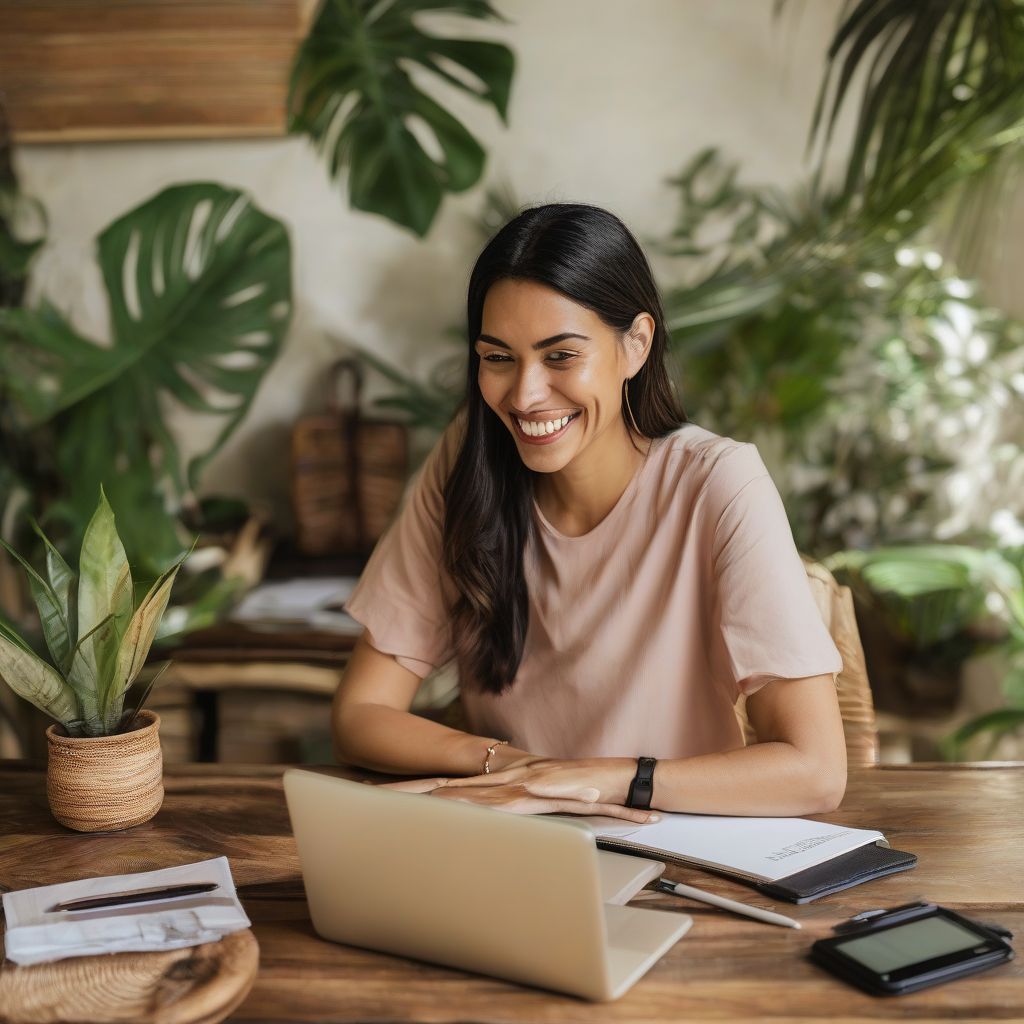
[622, 377, 641, 434]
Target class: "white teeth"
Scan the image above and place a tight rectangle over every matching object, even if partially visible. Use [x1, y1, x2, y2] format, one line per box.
[516, 414, 574, 436]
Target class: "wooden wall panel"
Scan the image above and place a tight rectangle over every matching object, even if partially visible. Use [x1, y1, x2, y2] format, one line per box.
[0, 1, 317, 142]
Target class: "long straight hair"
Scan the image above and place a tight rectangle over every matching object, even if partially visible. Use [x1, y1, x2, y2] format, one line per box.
[442, 203, 687, 696]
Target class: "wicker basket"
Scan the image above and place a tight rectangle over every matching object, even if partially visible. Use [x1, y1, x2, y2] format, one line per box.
[46, 710, 164, 832]
[290, 358, 409, 557]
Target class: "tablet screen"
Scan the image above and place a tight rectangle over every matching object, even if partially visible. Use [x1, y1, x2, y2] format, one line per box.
[835, 917, 984, 973]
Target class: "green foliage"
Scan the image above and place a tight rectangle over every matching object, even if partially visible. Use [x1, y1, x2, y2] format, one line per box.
[801, 0, 1024, 261]
[827, 543, 1024, 758]
[288, 0, 515, 237]
[0, 185, 45, 307]
[942, 708, 1024, 761]
[344, 183, 519, 427]
[654, 141, 1024, 557]
[827, 545, 1023, 644]
[355, 340, 463, 431]
[0, 488, 189, 736]
[0, 182, 293, 579]
[0, 100, 46, 308]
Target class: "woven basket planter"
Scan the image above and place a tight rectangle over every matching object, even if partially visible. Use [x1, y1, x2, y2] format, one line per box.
[45, 710, 164, 832]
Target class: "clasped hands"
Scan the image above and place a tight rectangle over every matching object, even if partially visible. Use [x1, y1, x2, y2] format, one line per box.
[377, 755, 660, 824]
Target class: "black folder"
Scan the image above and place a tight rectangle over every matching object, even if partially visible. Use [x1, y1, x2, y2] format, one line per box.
[595, 836, 918, 904]
[754, 842, 918, 903]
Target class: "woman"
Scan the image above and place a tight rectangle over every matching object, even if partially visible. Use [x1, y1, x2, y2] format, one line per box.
[333, 203, 846, 825]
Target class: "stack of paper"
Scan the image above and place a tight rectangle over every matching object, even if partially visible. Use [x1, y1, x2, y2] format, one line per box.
[2, 856, 250, 966]
[229, 576, 363, 634]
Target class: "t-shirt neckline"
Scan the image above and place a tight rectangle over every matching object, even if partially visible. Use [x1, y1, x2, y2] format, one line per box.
[532, 434, 666, 543]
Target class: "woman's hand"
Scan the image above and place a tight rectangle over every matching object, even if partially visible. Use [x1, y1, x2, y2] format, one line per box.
[375, 757, 655, 824]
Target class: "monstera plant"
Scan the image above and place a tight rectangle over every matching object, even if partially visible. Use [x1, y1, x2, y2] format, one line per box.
[0, 182, 293, 581]
[288, 0, 515, 236]
[0, 101, 45, 309]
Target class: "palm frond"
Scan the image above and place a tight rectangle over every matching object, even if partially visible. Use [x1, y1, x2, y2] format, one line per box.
[799, 0, 1024, 242]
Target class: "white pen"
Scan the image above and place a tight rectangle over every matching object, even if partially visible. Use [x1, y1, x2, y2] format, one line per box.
[654, 878, 801, 929]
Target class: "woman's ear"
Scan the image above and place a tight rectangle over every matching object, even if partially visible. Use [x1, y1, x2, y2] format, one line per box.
[625, 312, 655, 375]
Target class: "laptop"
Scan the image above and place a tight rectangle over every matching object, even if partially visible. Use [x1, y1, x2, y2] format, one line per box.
[283, 769, 692, 1001]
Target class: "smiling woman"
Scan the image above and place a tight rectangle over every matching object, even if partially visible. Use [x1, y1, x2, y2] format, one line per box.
[333, 203, 847, 821]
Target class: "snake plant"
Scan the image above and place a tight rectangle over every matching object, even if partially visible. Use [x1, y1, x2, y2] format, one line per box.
[0, 488, 188, 737]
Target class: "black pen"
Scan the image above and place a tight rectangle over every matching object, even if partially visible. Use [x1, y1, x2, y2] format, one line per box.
[48, 882, 219, 914]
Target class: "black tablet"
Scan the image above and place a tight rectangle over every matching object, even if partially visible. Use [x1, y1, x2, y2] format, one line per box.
[810, 902, 1014, 996]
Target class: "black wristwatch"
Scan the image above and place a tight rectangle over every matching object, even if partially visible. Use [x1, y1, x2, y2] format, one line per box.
[626, 756, 657, 809]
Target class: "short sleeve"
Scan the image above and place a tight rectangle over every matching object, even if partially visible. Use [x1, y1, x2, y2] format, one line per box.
[707, 443, 844, 703]
[342, 410, 466, 678]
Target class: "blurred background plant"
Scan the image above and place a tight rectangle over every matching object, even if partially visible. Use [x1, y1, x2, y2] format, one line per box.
[0, 181, 292, 577]
[656, 146, 1024, 558]
[824, 542, 1024, 760]
[345, 181, 523, 432]
[288, 0, 516, 237]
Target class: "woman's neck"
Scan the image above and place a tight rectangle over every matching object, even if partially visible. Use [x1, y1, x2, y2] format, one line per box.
[534, 423, 653, 537]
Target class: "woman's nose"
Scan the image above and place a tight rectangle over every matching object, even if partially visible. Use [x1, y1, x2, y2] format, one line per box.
[509, 363, 550, 410]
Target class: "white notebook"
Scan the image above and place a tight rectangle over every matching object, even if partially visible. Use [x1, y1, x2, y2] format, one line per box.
[1, 856, 250, 966]
[580, 813, 887, 884]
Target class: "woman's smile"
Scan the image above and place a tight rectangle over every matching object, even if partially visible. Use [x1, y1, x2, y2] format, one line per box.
[512, 411, 582, 445]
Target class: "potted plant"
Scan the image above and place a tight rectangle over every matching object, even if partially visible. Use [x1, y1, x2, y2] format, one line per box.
[826, 543, 1024, 759]
[0, 487, 188, 831]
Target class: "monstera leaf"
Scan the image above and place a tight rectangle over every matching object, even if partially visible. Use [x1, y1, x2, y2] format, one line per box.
[289, 0, 515, 236]
[0, 183, 292, 575]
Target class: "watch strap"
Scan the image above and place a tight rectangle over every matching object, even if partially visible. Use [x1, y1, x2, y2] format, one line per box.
[625, 756, 657, 809]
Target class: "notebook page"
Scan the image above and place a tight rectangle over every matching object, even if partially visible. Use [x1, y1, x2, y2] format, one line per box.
[581, 814, 885, 883]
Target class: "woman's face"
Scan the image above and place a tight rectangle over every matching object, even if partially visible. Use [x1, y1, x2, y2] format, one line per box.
[474, 278, 652, 471]
[471, 274, 647, 462]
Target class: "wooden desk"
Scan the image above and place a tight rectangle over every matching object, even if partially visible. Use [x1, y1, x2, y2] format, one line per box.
[2, 763, 1022, 1022]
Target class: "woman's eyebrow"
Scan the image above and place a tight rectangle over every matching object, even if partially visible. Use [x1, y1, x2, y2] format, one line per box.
[476, 332, 590, 350]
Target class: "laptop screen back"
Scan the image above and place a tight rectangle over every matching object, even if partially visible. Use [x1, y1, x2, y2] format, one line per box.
[283, 769, 611, 993]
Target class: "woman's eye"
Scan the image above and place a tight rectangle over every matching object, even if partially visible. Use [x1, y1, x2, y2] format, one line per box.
[480, 352, 575, 364]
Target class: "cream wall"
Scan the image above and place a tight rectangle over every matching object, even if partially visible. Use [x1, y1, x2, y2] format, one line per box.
[13, 0, 851, 528]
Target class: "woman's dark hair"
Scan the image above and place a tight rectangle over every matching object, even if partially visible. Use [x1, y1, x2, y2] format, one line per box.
[442, 203, 687, 696]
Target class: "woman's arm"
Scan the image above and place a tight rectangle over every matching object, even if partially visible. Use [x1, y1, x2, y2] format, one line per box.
[626, 672, 846, 814]
[332, 634, 532, 775]
[397, 673, 848, 817]
[333, 634, 660, 824]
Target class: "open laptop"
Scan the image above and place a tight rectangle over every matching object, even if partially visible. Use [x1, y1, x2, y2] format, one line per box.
[283, 769, 692, 1001]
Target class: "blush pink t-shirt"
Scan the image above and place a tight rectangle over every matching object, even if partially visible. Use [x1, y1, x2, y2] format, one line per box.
[343, 414, 843, 759]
